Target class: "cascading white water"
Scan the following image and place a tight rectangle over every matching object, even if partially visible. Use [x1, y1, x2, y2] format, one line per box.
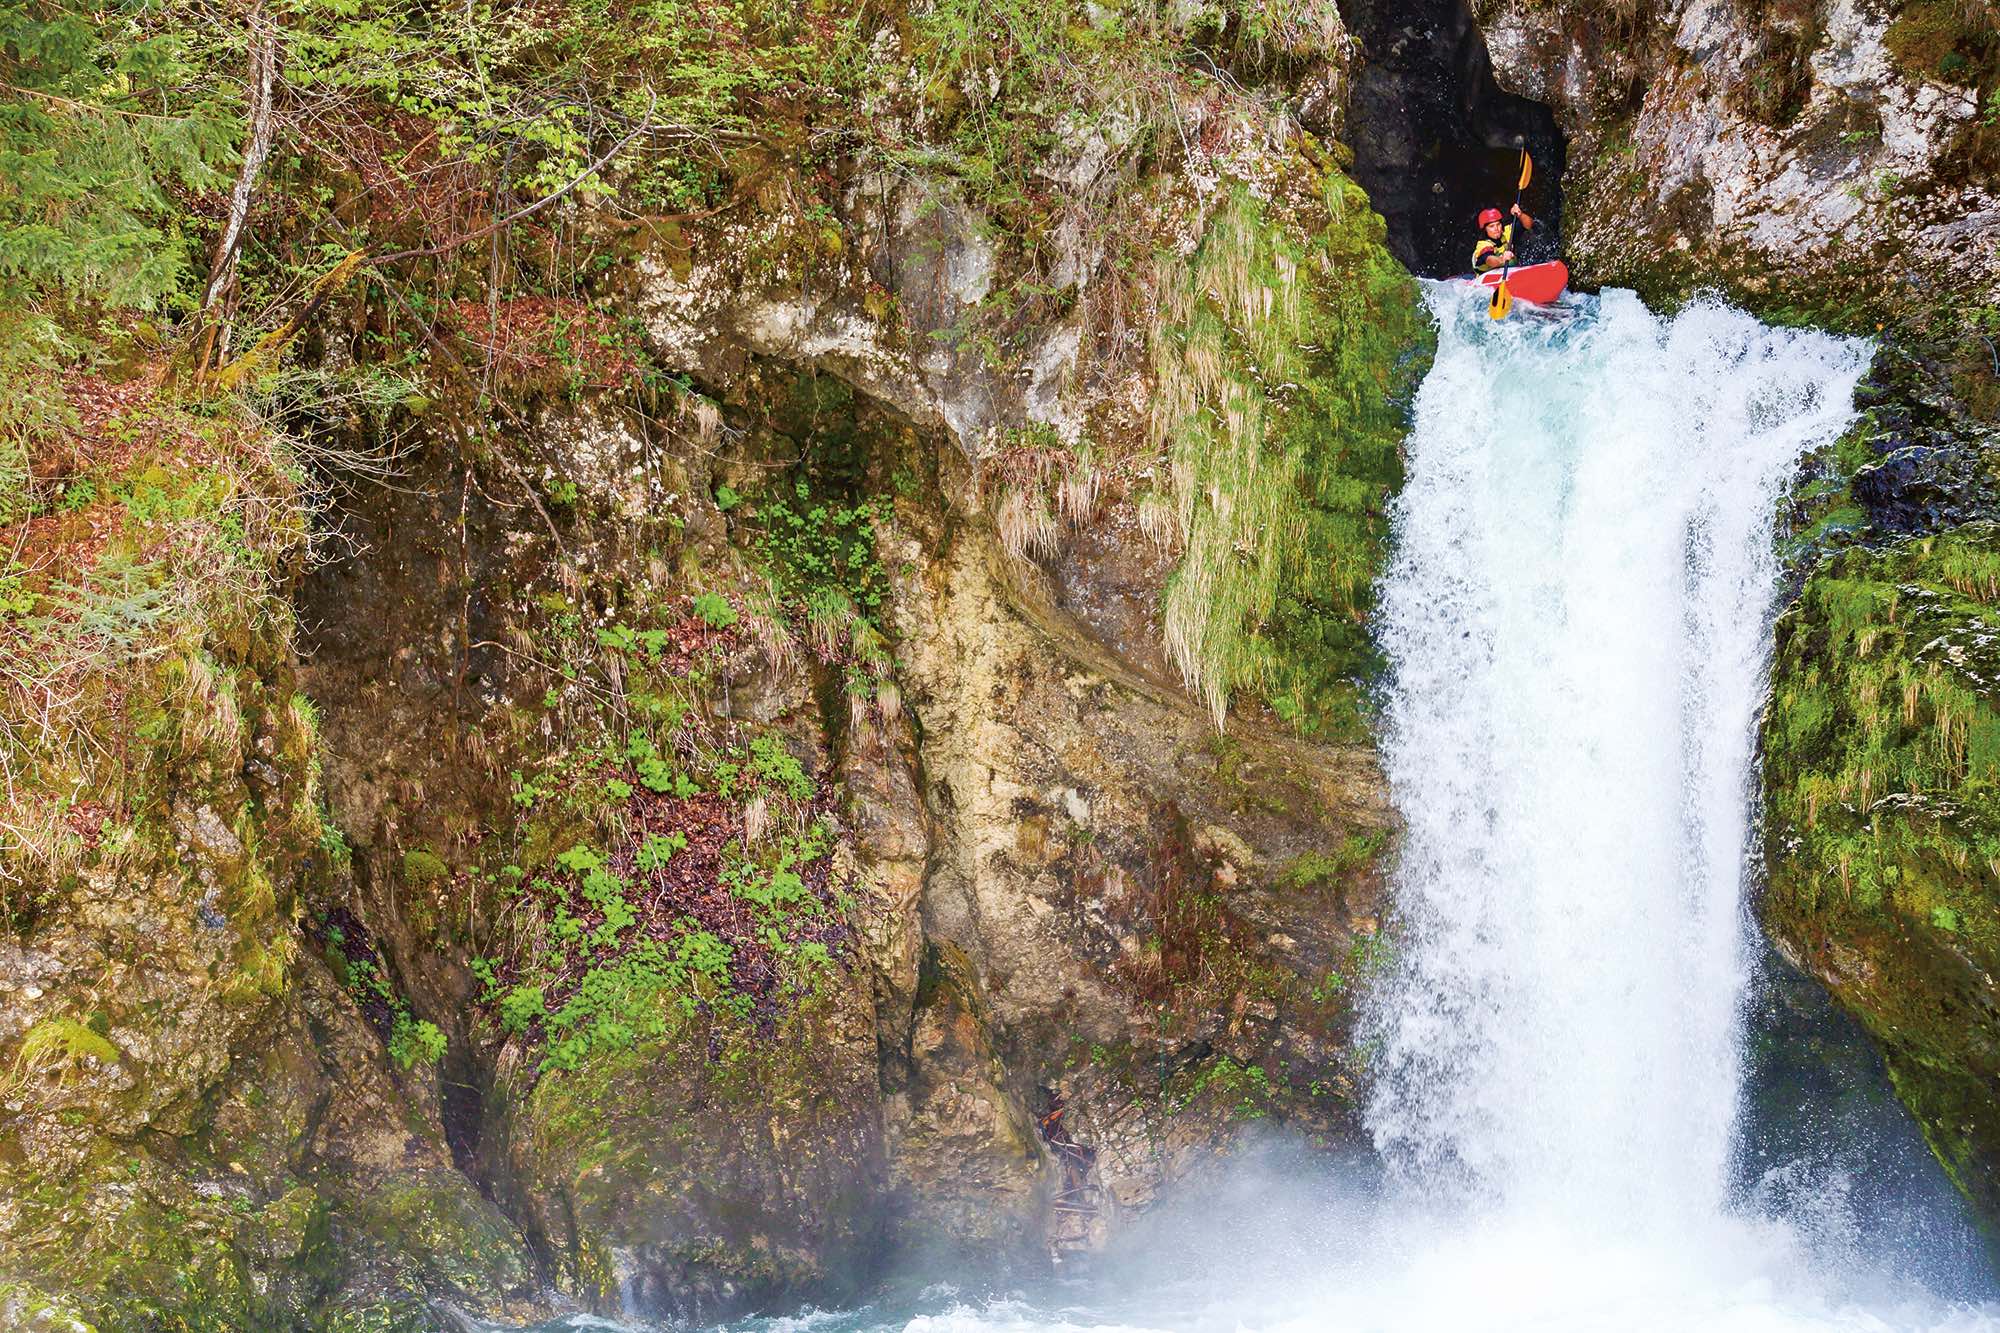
[1364, 286, 1871, 1230]
[1336, 286, 2000, 1329]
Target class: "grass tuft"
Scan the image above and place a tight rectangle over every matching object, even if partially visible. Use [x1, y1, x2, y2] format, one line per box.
[3, 1017, 118, 1096]
[1149, 178, 1426, 734]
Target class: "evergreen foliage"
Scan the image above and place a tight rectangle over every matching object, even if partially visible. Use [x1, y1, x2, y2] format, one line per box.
[0, 0, 236, 304]
[0, 0, 239, 482]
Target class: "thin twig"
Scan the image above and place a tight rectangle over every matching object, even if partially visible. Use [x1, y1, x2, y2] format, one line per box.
[370, 89, 659, 265]
[0, 82, 185, 122]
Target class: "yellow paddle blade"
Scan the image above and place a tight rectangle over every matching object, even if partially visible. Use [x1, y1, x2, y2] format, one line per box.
[1519, 151, 1533, 191]
[1489, 280, 1513, 320]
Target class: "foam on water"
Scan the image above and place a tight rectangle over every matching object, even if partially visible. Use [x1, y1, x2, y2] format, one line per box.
[1365, 285, 1864, 1217]
[511, 288, 2000, 1333]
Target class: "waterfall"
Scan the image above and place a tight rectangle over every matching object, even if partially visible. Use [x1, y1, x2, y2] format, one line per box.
[1365, 286, 1869, 1219]
[521, 289, 2000, 1333]
[1345, 287, 1998, 1327]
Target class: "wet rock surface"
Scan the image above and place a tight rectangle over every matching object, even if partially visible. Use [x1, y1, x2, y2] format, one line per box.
[1471, 0, 2000, 319]
[257, 31, 1424, 1320]
[1764, 328, 2000, 1225]
[0, 601, 546, 1328]
[1338, 0, 1567, 274]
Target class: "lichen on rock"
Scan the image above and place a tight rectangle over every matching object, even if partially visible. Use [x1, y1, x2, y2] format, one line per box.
[1472, 0, 1999, 332]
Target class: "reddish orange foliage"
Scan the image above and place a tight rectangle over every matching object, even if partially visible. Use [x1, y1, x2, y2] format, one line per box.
[450, 296, 640, 388]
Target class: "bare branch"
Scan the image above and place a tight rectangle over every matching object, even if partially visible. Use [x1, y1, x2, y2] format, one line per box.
[371, 88, 658, 265]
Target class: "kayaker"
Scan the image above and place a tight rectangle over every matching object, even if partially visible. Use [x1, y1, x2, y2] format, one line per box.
[1472, 204, 1534, 272]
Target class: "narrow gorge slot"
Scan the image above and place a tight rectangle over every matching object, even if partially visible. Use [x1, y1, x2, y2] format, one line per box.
[1336, 0, 1567, 275]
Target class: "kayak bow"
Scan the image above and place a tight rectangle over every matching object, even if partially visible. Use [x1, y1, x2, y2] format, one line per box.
[1464, 260, 1569, 307]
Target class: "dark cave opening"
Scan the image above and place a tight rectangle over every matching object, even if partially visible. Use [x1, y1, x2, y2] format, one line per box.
[1336, 0, 1568, 278]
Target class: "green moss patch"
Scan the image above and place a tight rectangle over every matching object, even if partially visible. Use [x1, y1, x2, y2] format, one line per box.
[1150, 178, 1430, 737]
[1884, 0, 1998, 87]
[1762, 522, 2000, 1211]
[514, 993, 881, 1314]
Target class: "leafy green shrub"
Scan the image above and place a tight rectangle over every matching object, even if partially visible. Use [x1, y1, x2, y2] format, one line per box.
[747, 735, 813, 801]
[387, 1015, 446, 1069]
[637, 830, 688, 871]
[537, 929, 740, 1072]
[723, 820, 831, 925]
[752, 481, 889, 635]
[625, 733, 697, 795]
[488, 724, 845, 1074]
[317, 814, 352, 866]
[0, 562, 39, 619]
[499, 984, 547, 1035]
[692, 592, 738, 628]
[1168, 1055, 1274, 1120]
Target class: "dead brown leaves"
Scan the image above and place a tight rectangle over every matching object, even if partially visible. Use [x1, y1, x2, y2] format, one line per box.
[449, 296, 639, 389]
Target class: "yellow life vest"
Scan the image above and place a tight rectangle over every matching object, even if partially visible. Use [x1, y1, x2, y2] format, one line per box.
[1472, 227, 1515, 271]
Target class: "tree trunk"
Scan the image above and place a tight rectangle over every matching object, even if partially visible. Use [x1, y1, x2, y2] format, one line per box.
[196, 7, 279, 374]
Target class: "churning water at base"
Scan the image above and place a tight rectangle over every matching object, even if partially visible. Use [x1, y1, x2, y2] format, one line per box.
[514, 290, 1999, 1333]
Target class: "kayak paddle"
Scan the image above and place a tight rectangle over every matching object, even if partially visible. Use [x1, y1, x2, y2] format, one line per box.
[1489, 150, 1533, 321]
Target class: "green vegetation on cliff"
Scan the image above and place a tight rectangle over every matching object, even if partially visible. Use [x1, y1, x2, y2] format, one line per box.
[0, 379, 536, 1325]
[1152, 181, 1427, 735]
[1763, 523, 2000, 1212]
[0, 385, 312, 912]
[1, 0, 1425, 1320]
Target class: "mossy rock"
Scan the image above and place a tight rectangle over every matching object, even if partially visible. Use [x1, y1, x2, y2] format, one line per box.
[500, 994, 886, 1323]
[0, 1283, 101, 1333]
[1151, 173, 1432, 737]
[330, 1167, 537, 1311]
[400, 848, 448, 888]
[1762, 523, 2000, 1218]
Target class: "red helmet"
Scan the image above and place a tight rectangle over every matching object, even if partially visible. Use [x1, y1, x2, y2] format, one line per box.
[1478, 208, 1505, 226]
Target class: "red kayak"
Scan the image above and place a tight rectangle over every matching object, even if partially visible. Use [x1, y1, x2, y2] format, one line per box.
[1461, 260, 1569, 305]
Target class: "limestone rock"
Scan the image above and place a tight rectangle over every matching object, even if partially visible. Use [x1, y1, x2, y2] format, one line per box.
[1473, 0, 2000, 318]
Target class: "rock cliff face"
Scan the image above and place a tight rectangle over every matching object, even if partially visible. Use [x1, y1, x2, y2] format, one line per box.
[1463, 0, 2000, 1228]
[0, 392, 542, 1329]
[0, 8, 1431, 1328]
[1473, 0, 1999, 321]
[292, 119, 1421, 1318]
[16, 0, 1991, 1324]
[1761, 347, 2000, 1220]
